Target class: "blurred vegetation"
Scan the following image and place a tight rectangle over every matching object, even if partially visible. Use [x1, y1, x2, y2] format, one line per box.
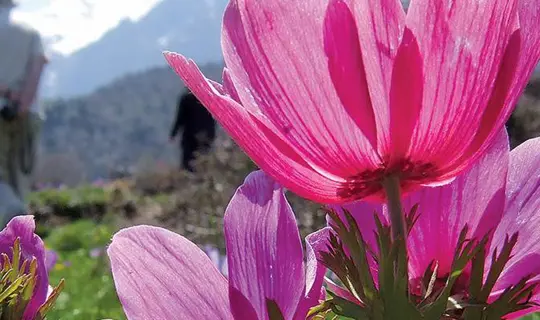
[506, 78, 540, 148]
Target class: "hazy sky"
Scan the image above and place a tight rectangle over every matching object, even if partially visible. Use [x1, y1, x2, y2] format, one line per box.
[12, 0, 163, 55]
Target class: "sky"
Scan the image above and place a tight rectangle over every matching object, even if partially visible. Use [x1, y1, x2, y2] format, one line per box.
[12, 0, 163, 55]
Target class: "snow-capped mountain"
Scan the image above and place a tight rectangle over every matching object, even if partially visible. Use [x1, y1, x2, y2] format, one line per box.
[13, 0, 164, 55]
[16, 0, 227, 98]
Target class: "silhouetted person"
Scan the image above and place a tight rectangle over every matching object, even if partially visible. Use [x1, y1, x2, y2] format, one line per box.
[170, 89, 216, 172]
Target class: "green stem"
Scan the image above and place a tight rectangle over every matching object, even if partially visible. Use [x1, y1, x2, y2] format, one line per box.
[381, 175, 406, 242]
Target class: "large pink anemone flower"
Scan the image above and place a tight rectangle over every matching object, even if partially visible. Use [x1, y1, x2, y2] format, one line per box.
[164, 0, 540, 204]
[107, 171, 325, 319]
[313, 131, 540, 318]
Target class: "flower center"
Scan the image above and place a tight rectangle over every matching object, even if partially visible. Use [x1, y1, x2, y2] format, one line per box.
[337, 159, 438, 199]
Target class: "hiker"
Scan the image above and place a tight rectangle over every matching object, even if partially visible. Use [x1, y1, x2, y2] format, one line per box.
[169, 89, 216, 172]
[0, 0, 48, 226]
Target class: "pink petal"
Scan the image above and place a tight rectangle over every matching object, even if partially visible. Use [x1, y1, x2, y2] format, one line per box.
[490, 137, 540, 296]
[107, 226, 232, 320]
[348, 0, 406, 153]
[504, 306, 540, 320]
[405, 130, 509, 278]
[326, 278, 361, 305]
[405, 0, 519, 173]
[221, 0, 381, 178]
[224, 171, 305, 319]
[45, 249, 57, 273]
[164, 52, 348, 204]
[323, 0, 378, 150]
[293, 230, 328, 319]
[449, 31, 521, 180]
[388, 27, 423, 162]
[462, 0, 540, 179]
[0, 216, 48, 320]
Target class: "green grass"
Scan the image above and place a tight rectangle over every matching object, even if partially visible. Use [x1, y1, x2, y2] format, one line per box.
[29, 186, 109, 208]
[44, 220, 126, 320]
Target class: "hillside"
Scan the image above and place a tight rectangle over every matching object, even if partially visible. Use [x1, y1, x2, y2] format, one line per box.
[39, 62, 223, 182]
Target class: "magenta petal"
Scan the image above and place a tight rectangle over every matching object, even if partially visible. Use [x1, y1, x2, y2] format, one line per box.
[388, 28, 423, 162]
[225, 171, 305, 320]
[0, 216, 48, 320]
[323, 0, 378, 151]
[491, 137, 540, 297]
[222, 0, 380, 178]
[406, 0, 518, 169]
[164, 52, 349, 204]
[349, 0, 405, 151]
[405, 130, 509, 278]
[107, 226, 232, 320]
[293, 230, 327, 319]
[326, 278, 361, 305]
[44, 249, 57, 273]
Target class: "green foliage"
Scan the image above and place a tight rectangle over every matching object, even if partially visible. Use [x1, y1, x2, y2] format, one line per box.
[29, 186, 109, 209]
[44, 220, 125, 320]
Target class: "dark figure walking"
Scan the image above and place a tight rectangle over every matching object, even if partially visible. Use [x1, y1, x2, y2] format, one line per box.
[170, 89, 216, 172]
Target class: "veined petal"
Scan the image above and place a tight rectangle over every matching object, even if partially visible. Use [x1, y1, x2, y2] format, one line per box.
[165, 52, 350, 204]
[222, 0, 381, 178]
[0, 216, 48, 320]
[406, 0, 518, 171]
[323, 0, 378, 151]
[503, 306, 540, 320]
[458, 0, 540, 179]
[107, 226, 232, 320]
[225, 171, 305, 320]
[348, 0, 406, 153]
[388, 28, 423, 162]
[491, 137, 540, 297]
[405, 130, 509, 278]
[44, 249, 57, 273]
[293, 230, 327, 319]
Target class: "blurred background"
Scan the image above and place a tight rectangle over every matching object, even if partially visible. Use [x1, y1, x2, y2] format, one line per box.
[6, 0, 540, 319]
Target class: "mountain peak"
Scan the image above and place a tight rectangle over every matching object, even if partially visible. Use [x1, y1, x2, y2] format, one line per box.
[41, 0, 227, 98]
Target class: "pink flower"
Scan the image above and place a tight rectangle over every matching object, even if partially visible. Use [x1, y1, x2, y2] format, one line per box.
[317, 131, 540, 318]
[164, 0, 540, 204]
[0, 216, 49, 320]
[107, 171, 325, 319]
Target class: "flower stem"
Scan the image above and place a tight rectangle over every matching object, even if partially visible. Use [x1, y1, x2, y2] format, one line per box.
[382, 175, 406, 242]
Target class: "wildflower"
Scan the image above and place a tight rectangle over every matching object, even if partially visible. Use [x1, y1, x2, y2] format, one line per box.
[315, 132, 540, 318]
[0, 216, 63, 320]
[89, 247, 104, 259]
[164, 0, 540, 204]
[108, 171, 325, 319]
